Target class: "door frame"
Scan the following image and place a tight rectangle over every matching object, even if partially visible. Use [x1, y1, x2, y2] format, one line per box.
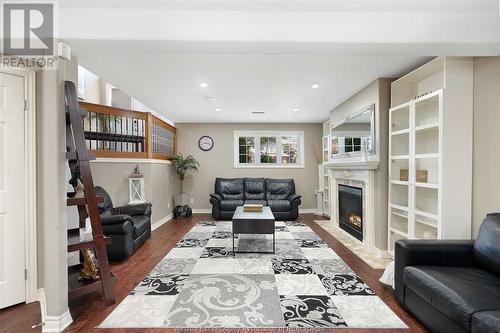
[0, 67, 37, 303]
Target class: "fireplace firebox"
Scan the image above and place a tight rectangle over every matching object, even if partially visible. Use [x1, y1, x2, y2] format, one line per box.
[338, 184, 363, 241]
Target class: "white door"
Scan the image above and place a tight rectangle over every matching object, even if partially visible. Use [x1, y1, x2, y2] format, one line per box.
[0, 73, 26, 308]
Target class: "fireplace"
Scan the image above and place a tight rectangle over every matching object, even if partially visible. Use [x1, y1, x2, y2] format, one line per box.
[338, 184, 363, 241]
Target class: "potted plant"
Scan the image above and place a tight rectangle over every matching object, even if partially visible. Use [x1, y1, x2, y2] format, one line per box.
[171, 153, 199, 206]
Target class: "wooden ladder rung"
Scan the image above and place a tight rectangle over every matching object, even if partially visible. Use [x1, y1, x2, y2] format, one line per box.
[67, 196, 103, 206]
[67, 229, 111, 252]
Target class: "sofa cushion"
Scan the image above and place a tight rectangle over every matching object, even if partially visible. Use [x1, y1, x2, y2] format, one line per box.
[266, 179, 294, 200]
[215, 178, 244, 200]
[473, 213, 500, 276]
[267, 200, 292, 212]
[472, 311, 500, 333]
[220, 200, 244, 211]
[404, 265, 500, 331]
[244, 200, 267, 206]
[132, 215, 150, 238]
[244, 178, 266, 200]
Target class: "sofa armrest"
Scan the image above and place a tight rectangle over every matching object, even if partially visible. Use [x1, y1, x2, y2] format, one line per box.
[394, 239, 475, 302]
[112, 203, 152, 217]
[101, 217, 134, 235]
[101, 214, 134, 225]
[210, 193, 223, 202]
[287, 194, 302, 202]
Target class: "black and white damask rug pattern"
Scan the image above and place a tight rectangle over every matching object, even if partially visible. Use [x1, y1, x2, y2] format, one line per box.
[100, 221, 406, 329]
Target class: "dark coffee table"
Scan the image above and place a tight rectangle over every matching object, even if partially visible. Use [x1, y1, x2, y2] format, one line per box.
[232, 206, 275, 256]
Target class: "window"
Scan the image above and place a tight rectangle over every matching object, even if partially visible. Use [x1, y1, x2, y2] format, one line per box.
[77, 65, 86, 99]
[238, 137, 255, 163]
[234, 131, 304, 168]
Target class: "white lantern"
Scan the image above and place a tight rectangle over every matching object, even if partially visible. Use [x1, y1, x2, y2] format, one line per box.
[129, 165, 146, 204]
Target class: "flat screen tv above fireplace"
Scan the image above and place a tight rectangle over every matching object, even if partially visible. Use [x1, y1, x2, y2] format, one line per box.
[338, 184, 363, 241]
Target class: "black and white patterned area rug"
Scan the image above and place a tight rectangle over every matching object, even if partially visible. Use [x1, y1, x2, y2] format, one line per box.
[100, 220, 406, 329]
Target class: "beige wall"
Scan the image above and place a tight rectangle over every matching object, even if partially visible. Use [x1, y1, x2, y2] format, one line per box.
[176, 123, 323, 210]
[90, 161, 178, 224]
[472, 56, 500, 236]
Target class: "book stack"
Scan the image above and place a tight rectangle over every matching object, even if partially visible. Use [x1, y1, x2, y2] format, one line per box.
[243, 204, 264, 212]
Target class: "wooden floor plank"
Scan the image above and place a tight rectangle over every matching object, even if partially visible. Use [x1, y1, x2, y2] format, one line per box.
[0, 213, 427, 333]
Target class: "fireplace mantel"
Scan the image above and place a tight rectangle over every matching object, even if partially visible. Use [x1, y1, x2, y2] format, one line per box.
[322, 159, 379, 170]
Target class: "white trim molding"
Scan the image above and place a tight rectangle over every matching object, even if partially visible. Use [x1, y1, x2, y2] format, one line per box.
[38, 289, 73, 333]
[322, 159, 380, 170]
[192, 208, 212, 214]
[38, 288, 47, 325]
[299, 208, 317, 214]
[24, 71, 38, 303]
[42, 310, 73, 333]
[151, 213, 173, 231]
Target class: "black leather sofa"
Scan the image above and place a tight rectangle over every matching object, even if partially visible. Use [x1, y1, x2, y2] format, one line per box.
[209, 178, 301, 221]
[395, 213, 500, 333]
[95, 186, 152, 261]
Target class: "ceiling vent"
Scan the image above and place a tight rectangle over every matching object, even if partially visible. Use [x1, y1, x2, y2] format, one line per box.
[252, 111, 265, 115]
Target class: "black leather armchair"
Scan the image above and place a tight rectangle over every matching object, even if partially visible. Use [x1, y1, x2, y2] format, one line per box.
[210, 177, 301, 220]
[395, 213, 500, 333]
[95, 186, 152, 261]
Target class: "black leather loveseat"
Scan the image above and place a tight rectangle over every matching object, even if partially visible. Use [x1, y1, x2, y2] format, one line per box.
[395, 213, 500, 333]
[209, 178, 301, 221]
[95, 186, 152, 261]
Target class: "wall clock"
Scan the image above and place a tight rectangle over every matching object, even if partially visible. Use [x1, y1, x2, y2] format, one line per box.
[198, 135, 214, 151]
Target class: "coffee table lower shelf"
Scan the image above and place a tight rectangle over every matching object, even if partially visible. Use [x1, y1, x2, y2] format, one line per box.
[232, 232, 275, 256]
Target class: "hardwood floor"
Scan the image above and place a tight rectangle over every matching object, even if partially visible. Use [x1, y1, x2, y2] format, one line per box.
[0, 214, 428, 333]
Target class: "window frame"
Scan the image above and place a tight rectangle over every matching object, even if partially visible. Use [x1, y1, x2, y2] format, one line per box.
[233, 130, 305, 168]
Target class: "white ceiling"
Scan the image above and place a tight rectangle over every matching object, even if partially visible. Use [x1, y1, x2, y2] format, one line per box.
[74, 52, 428, 123]
[61, 0, 500, 123]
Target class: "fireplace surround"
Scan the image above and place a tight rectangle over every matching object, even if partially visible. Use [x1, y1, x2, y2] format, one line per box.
[338, 184, 363, 241]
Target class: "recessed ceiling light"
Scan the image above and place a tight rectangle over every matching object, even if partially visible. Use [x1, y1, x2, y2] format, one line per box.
[293, 108, 299, 112]
[311, 83, 320, 89]
[213, 108, 221, 112]
[200, 83, 208, 88]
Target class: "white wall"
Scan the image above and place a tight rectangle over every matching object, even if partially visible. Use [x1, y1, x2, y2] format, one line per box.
[472, 56, 500, 236]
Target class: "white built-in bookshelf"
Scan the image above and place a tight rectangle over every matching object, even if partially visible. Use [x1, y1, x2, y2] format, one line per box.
[388, 57, 473, 254]
[320, 127, 331, 217]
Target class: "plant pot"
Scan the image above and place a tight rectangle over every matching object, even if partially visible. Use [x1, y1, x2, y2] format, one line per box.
[175, 192, 189, 206]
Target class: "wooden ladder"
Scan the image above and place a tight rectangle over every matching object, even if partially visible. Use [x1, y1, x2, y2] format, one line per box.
[65, 81, 116, 304]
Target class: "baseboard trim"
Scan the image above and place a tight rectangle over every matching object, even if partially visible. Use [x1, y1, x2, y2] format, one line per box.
[192, 209, 211, 214]
[151, 213, 173, 231]
[42, 310, 72, 333]
[37, 288, 47, 324]
[299, 208, 317, 213]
